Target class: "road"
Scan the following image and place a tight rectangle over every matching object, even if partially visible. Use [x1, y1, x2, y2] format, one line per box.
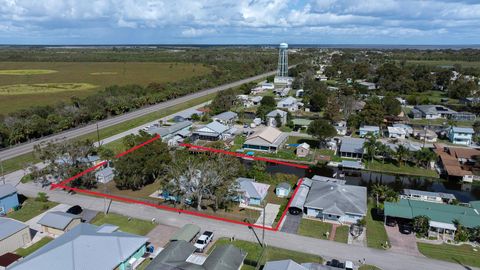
[0, 70, 277, 160]
[16, 182, 478, 270]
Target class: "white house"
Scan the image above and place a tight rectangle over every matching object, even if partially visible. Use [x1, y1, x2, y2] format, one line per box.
[388, 126, 406, 139]
[277, 96, 302, 112]
[392, 124, 413, 136]
[448, 126, 474, 145]
[95, 167, 114, 184]
[359, 125, 380, 137]
[334, 121, 347, 136]
[212, 111, 238, 126]
[266, 109, 288, 127]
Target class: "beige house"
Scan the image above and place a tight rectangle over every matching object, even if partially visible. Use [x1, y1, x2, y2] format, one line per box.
[0, 218, 31, 255]
[38, 212, 81, 237]
[296, 143, 310, 157]
[242, 126, 288, 153]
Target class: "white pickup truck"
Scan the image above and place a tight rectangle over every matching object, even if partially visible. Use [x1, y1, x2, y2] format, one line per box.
[194, 231, 214, 252]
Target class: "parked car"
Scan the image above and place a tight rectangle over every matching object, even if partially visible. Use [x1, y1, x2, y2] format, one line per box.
[66, 205, 83, 215]
[194, 231, 214, 252]
[326, 259, 344, 269]
[345, 260, 354, 270]
[386, 217, 397, 227]
[399, 222, 413, 234]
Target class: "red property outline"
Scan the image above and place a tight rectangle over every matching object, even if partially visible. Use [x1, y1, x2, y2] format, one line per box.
[51, 136, 306, 232]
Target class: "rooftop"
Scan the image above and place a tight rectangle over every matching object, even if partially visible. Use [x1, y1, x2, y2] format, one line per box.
[37, 211, 81, 230]
[0, 217, 27, 241]
[0, 184, 17, 198]
[213, 111, 238, 121]
[339, 137, 365, 154]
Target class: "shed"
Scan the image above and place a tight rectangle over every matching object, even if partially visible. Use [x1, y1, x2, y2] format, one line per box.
[0, 184, 19, 215]
[170, 224, 200, 242]
[37, 211, 81, 236]
[276, 182, 292, 198]
[296, 143, 310, 157]
[95, 167, 114, 184]
[0, 218, 31, 255]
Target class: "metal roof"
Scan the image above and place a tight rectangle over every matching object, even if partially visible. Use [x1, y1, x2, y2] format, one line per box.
[213, 111, 238, 121]
[37, 211, 81, 230]
[451, 126, 474, 134]
[0, 184, 17, 198]
[360, 125, 379, 132]
[237, 178, 270, 200]
[264, 260, 306, 270]
[170, 224, 201, 242]
[339, 137, 365, 154]
[10, 223, 148, 270]
[0, 218, 27, 241]
[149, 121, 193, 137]
[267, 109, 288, 117]
[403, 189, 456, 200]
[195, 121, 229, 135]
[277, 182, 291, 190]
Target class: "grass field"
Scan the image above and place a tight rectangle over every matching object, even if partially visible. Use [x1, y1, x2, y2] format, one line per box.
[7, 198, 58, 222]
[298, 218, 332, 240]
[359, 265, 382, 270]
[365, 160, 439, 178]
[91, 213, 156, 236]
[334, 225, 350, 243]
[15, 237, 54, 257]
[0, 69, 57, 75]
[0, 61, 210, 114]
[417, 243, 480, 268]
[210, 238, 323, 270]
[0, 83, 97, 95]
[366, 202, 389, 249]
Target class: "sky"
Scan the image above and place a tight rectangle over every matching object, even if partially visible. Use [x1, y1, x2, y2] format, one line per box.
[0, 0, 480, 45]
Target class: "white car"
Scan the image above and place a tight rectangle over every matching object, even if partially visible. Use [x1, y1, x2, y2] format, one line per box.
[194, 231, 214, 252]
[345, 260, 354, 270]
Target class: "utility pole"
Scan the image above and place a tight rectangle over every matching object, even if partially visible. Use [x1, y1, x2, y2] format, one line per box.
[96, 123, 101, 147]
[262, 202, 266, 247]
[0, 158, 5, 185]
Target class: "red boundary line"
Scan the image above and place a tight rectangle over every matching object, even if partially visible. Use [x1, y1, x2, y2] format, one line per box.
[51, 138, 307, 232]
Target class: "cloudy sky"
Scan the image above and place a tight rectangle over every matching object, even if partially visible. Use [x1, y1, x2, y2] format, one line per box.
[0, 0, 479, 45]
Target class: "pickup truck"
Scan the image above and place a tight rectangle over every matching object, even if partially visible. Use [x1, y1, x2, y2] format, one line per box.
[194, 231, 214, 252]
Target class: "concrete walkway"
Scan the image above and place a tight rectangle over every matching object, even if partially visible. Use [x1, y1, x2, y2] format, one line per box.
[255, 203, 280, 228]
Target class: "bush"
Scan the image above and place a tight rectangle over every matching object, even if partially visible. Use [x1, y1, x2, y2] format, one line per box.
[35, 192, 49, 202]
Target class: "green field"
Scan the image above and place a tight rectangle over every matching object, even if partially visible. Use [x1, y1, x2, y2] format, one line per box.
[91, 213, 156, 236]
[7, 198, 58, 222]
[298, 219, 333, 240]
[0, 69, 57, 75]
[417, 243, 480, 268]
[366, 202, 389, 249]
[0, 61, 210, 114]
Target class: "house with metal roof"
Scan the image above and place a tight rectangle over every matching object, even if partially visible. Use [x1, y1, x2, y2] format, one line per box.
[236, 178, 270, 206]
[242, 126, 288, 153]
[359, 125, 380, 137]
[37, 211, 81, 236]
[447, 126, 475, 145]
[392, 124, 413, 136]
[10, 223, 148, 270]
[212, 111, 238, 126]
[147, 121, 193, 144]
[277, 96, 303, 112]
[193, 121, 235, 141]
[276, 182, 291, 198]
[339, 137, 365, 159]
[401, 189, 456, 204]
[0, 184, 19, 215]
[0, 218, 31, 256]
[95, 166, 115, 184]
[413, 105, 457, 119]
[171, 108, 204, 122]
[266, 109, 288, 127]
[145, 240, 247, 270]
[387, 126, 406, 139]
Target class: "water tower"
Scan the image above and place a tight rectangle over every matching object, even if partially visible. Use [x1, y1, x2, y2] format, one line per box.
[277, 43, 288, 77]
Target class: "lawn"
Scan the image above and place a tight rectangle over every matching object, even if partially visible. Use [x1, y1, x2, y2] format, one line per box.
[417, 243, 480, 268]
[1, 151, 41, 175]
[0, 83, 97, 95]
[7, 198, 58, 222]
[0, 69, 57, 75]
[297, 218, 333, 240]
[365, 160, 438, 178]
[15, 237, 54, 257]
[365, 202, 389, 249]
[210, 238, 323, 270]
[91, 213, 156, 236]
[358, 265, 382, 270]
[334, 225, 350, 243]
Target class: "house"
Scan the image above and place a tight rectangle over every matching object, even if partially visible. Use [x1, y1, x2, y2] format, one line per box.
[236, 178, 270, 206]
[0, 253, 22, 269]
[276, 182, 291, 198]
[95, 167, 114, 184]
[243, 126, 288, 152]
[193, 121, 234, 141]
[296, 143, 310, 157]
[434, 144, 480, 182]
[264, 260, 333, 270]
[302, 176, 367, 223]
[171, 108, 204, 122]
[274, 87, 291, 97]
[0, 184, 19, 215]
[413, 105, 457, 119]
[0, 218, 31, 256]
[359, 125, 380, 137]
[212, 111, 238, 126]
[401, 189, 456, 204]
[266, 109, 288, 127]
[334, 121, 347, 136]
[10, 223, 148, 270]
[355, 80, 376, 90]
[169, 224, 201, 242]
[261, 82, 275, 90]
[277, 96, 302, 112]
[250, 96, 262, 106]
[38, 211, 82, 236]
[387, 126, 406, 139]
[148, 121, 193, 142]
[291, 118, 312, 131]
[447, 126, 474, 145]
[392, 124, 413, 136]
[413, 129, 438, 142]
[339, 137, 365, 159]
[452, 111, 476, 121]
[460, 97, 480, 106]
[145, 240, 246, 270]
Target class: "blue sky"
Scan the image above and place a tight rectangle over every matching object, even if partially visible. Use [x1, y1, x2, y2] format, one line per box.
[0, 0, 479, 45]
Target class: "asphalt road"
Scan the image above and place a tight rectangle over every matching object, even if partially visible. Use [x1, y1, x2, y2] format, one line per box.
[0, 69, 277, 160]
[16, 182, 478, 270]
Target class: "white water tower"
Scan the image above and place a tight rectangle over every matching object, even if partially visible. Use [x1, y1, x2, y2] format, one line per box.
[277, 43, 288, 77]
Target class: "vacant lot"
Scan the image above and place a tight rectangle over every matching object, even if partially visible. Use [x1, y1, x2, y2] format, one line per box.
[0, 61, 210, 114]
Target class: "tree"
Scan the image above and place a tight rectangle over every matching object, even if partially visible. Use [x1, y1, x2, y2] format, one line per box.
[260, 96, 276, 107]
[363, 135, 381, 162]
[360, 97, 386, 126]
[275, 113, 282, 128]
[371, 184, 398, 207]
[376, 143, 392, 164]
[307, 119, 337, 145]
[382, 95, 401, 116]
[324, 95, 342, 122]
[308, 90, 328, 112]
[413, 215, 430, 237]
[453, 219, 470, 242]
[394, 145, 410, 166]
[414, 148, 436, 169]
[209, 89, 237, 114]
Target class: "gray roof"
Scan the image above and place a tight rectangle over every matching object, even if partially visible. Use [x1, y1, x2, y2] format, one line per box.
[203, 244, 246, 270]
[415, 105, 457, 115]
[277, 182, 291, 190]
[10, 223, 148, 270]
[0, 184, 17, 198]
[264, 260, 306, 270]
[301, 263, 339, 270]
[267, 109, 288, 117]
[451, 126, 474, 134]
[213, 111, 238, 121]
[195, 121, 229, 136]
[149, 121, 193, 137]
[360, 125, 379, 132]
[0, 218, 28, 241]
[304, 181, 367, 216]
[173, 108, 204, 119]
[289, 180, 312, 210]
[37, 211, 81, 230]
[170, 224, 200, 242]
[237, 178, 270, 200]
[95, 167, 114, 178]
[403, 189, 456, 200]
[339, 137, 365, 154]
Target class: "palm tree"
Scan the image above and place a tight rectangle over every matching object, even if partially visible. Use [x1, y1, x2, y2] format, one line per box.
[395, 145, 410, 166]
[413, 215, 430, 237]
[377, 144, 392, 164]
[414, 148, 437, 169]
[363, 135, 381, 162]
[371, 184, 399, 207]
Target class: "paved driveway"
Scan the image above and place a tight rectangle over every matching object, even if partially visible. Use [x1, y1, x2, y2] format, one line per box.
[385, 224, 423, 256]
[280, 213, 302, 233]
[146, 224, 178, 249]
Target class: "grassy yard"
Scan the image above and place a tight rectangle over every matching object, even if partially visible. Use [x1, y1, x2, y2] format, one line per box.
[7, 198, 58, 222]
[365, 160, 438, 178]
[210, 238, 323, 270]
[297, 218, 333, 240]
[15, 237, 54, 257]
[417, 243, 480, 268]
[359, 265, 382, 270]
[91, 213, 156, 236]
[366, 202, 389, 249]
[334, 225, 350, 243]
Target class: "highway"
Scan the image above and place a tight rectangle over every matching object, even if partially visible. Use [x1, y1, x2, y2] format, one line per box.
[0, 69, 277, 160]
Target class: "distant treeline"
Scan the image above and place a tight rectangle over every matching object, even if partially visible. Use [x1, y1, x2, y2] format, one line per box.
[391, 49, 480, 62]
[0, 48, 308, 148]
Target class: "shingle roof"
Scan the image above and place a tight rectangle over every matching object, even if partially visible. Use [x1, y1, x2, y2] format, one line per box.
[339, 137, 365, 154]
[304, 181, 367, 216]
[244, 126, 287, 147]
[0, 184, 17, 198]
[0, 218, 27, 241]
[148, 121, 193, 137]
[169, 224, 201, 242]
[237, 178, 270, 200]
[10, 223, 148, 270]
[203, 244, 247, 270]
[415, 105, 457, 115]
[37, 211, 81, 230]
[267, 109, 288, 117]
[264, 260, 306, 270]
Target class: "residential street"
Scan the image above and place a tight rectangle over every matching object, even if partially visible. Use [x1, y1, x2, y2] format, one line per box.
[16, 182, 479, 270]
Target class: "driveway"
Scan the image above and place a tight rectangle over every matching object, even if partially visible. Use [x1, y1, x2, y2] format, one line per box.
[146, 224, 178, 249]
[280, 213, 302, 233]
[385, 224, 423, 256]
[255, 203, 280, 228]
